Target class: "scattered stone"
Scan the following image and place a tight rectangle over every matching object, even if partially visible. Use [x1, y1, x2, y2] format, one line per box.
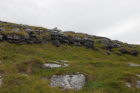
[136, 74, 140, 78]
[50, 73, 86, 90]
[59, 60, 68, 63]
[43, 63, 69, 69]
[19, 73, 28, 76]
[106, 52, 111, 55]
[126, 82, 131, 89]
[0, 28, 6, 31]
[99, 39, 108, 45]
[127, 63, 140, 66]
[137, 81, 140, 88]
[12, 28, 20, 32]
[0, 75, 2, 88]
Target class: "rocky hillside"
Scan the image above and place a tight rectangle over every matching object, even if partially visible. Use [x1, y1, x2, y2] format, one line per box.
[0, 20, 140, 93]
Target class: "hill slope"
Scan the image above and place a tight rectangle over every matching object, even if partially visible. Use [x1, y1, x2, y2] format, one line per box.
[0, 20, 140, 93]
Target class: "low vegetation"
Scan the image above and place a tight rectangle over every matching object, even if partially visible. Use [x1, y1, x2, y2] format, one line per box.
[0, 41, 140, 93]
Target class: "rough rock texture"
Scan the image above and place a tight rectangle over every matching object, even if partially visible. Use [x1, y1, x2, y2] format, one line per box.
[50, 74, 86, 90]
[43, 63, 69, 69]
[127, 63, 140, 66]
[0, 28, 6, 31]
[0, 75, 2, 88]
[99, 39, 108, 45]
[137, 81, 140, 88]
[12, 28, 20, 32]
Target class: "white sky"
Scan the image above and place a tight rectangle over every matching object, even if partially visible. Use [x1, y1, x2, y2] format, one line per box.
[0, 0, 140, 44]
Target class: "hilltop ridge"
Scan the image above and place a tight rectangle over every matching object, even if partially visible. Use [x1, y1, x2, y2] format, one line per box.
[0, 20, 139, 56]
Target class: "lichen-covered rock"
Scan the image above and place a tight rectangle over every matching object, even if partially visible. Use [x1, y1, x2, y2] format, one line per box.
[99, 39, 108, 45]
[0, 35, 4, 41]
[131, 50, 138, 56]
[50, 73, 86, 90]
[12, 28, 20, 32]
[51, 40, 60, 47]
[0, 28, 6, 31]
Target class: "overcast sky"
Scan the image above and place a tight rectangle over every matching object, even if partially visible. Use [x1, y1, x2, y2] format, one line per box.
[0, 0, 140, 44]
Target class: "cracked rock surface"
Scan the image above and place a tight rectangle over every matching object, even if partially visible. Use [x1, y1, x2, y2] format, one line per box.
[50, 74, 86, 90]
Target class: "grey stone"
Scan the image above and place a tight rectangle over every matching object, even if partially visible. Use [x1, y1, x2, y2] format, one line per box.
[131, 50, 138, 56]
[50, 74, 86, 90]
[126, 82, 131, 89]
[0, 28, 6, 31]
[59, 60, 68, 63]
[136, 74, 140, 78]
[0, 75, 2, 88]
[119, 48, 128, 53]
[137, 81, 140, 88]
[127, 63, 140, 66]
[53, 27, 58, 31]
[0, 35, 4, 41]
[51, 40, 60, 47]
[99, 39, 108, 45]
[111, 43, 121, 48]
[106, 52, 111, 55]
[12, 28, 20, 32]
[43, 63, 69, 69]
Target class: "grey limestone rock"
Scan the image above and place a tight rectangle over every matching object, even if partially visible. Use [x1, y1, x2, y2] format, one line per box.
[0, 28, 6, 31]
[0, 75, 2, 88]
[99, 39, 108, 45]
[127, 63, 140, 66]
[43, 63, 69, 69]
[50, 73, 86, 90]
[0, 35, 4, 41]
[12, 28, 20, 32]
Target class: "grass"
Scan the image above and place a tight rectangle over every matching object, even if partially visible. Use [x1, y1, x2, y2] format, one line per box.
[0, 41, 139, 93]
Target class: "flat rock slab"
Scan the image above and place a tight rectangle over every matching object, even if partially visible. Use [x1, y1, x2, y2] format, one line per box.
[43, 63, 69, 69]
[127, 63, 140, 66]
[137, 81, 140, 88]
[50, 74, 86, 90]
[0, 75, 2, 87]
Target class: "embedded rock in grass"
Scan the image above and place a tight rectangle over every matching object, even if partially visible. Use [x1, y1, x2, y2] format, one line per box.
[0, 35, 4, 41]
[12, 28, 20, 32]
[99, 39, 108, 45]
[126, 82, 131, 89]
[0, 28, 6, 31]
[0, 75, 2, 88]
[50, 74, 86, 90]
[127, 63, 140, 66]
[43, 63, 69, 69]
[137, 81, 140, 88]
[59, 60, 68, 63]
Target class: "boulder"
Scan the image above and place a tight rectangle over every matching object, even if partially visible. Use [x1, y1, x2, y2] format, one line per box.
[111, 43, 121, 48]
[118, 48, 128, 53]
[99, 39, 108, 45]
[137, 81, 140, 88]
[25, 29, 34, 34]
[50, 73, 86, 90]
[21, 35, 29, 39]
[0, 35, 4, 41]
[51, 40, 60, 47]
[127, 63, 140, 66]
[0, 75, 2, 88]
[84, 41, 94, 49]
[131, 50, 138, 56]
[12, 28, 20, 32]
[0, 28, 6, 31]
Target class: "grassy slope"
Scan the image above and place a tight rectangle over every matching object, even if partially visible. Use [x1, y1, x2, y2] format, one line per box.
[0, 41, 140, 93]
